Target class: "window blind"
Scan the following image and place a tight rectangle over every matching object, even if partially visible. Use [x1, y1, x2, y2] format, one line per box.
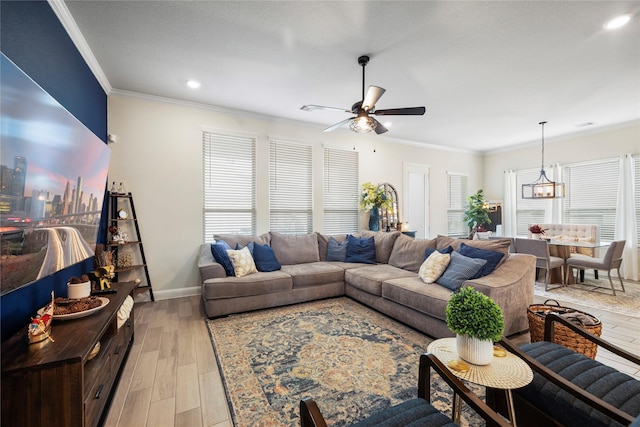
[323, 147, 359, 234]
[447, 173, 468, 237]
[562, 159, 619, 241]
[269, 140, 313, 234]
[515, 168, 546, 235]
[202, 132, 256, 241]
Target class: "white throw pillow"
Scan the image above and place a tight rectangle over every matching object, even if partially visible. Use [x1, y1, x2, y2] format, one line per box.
[226, 246, 258, 278]
[418, 251, 451, 284]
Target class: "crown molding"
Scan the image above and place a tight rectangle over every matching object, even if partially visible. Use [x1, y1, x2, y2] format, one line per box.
[109, 89, 476, 154]
[48, 0, 112, 94]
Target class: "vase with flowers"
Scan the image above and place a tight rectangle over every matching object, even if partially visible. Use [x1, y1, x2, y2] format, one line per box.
[360, 182, 392, 231]
[528, 224, 547, 239]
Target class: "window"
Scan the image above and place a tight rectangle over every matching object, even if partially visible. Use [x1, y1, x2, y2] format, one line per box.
[202, 131, 256, 241]
[562, 159, 619, 241]
[269, 140, 313, 234]
[447, 173, 468, 237]
[515, 168, 546, 235]
[323, 147, 359, 234]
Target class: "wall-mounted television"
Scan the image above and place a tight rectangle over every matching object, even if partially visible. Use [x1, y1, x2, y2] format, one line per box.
[0, 53, 111, 295]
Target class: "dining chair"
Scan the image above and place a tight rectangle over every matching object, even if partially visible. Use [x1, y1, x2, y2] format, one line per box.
[489, 236, 516, 253]
[514, 238, 564, 290]
[565, 240, 626, 296]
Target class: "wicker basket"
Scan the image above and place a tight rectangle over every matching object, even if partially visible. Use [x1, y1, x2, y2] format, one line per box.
[527, 299, 602, 359]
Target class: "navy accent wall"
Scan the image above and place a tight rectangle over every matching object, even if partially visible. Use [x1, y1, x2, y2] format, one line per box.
[1, 0, 108, 340]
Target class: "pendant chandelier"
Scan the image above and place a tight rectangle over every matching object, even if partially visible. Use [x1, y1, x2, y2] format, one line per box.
[521, 121, 565, 199]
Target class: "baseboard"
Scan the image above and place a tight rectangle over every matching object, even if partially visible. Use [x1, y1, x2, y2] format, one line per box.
[153, 286, 201, 301]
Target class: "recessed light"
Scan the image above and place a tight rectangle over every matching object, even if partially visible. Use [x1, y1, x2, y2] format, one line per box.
[603, 13, 632, 30]
[186, 80, 201, 89]
[384, 122, 392, 128]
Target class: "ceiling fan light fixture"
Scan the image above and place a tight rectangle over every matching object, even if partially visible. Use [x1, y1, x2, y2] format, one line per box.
[522, 121, 565, 199]
[349, 115, 377, 133]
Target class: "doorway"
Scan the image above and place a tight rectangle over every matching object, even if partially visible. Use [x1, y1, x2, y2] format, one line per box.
[403, 163, 430, 239]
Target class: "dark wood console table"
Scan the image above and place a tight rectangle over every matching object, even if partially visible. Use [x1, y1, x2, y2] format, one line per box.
[1, 281, 137, 427]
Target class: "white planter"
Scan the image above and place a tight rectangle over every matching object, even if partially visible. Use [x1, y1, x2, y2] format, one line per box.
[68, 281, 91, 299]
[531, 233, 541, 240]
[456, 334, 494, 365]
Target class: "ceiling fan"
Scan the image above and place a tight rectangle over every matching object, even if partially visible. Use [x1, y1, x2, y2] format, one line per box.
[301, 55, 426, 135]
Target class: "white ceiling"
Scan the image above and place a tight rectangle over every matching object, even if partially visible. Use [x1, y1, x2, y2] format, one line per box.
[62, 1, 640, 152]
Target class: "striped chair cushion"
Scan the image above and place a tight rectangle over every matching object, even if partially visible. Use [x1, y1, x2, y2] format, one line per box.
[351, 398, 457, 427]
[515, 341, 640, 427]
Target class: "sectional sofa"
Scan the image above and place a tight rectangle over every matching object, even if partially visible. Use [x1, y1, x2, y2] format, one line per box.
[198, 231, 536, 338]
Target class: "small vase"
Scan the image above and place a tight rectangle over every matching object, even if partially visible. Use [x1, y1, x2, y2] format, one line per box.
[531, 233, 541, 240]
[368, 207, 380, 231]
[456, 334, 494, 365]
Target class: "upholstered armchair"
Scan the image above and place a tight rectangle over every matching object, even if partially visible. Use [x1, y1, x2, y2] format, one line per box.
[565, 240, 626, 295]
[515, 238, 565, 289]
[300, 352, 510, 427]
[493, 314, 640, 427]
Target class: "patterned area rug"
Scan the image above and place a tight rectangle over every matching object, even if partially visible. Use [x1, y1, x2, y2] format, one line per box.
[207, 298, 483, 427]
[534, 275, 640, 317]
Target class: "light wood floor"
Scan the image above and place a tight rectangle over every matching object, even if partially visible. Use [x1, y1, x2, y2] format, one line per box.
[104, 286, 640, 427]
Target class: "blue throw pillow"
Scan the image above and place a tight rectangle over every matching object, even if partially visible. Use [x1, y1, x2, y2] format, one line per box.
[458, 242, 506, 278]
[210, 240, 235, 276]
[252, 243, 281, 272]
[345, 235, 376, 264]
[326, 237, 348, 262]
[437, 251, 487, 291]
[235, 242, 255, 255]
[424, 245, 453, 260]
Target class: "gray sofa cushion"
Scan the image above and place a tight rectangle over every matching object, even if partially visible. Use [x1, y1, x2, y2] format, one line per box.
[213, 233, 270, 248]
[382, 276, 453, 321]
[357, 230, 401, 264]
[202, 271, 293, 299]
[516, 341, 640, 427]
[345, 264, 415, 296]
[281, 262, 345, 288]
[388, 235, 437, 272]
[271, 232, 320, 265]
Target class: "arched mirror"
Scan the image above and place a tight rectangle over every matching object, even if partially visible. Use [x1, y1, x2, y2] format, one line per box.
[378, 183, 399, 231]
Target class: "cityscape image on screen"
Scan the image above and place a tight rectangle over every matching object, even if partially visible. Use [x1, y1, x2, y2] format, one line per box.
[0, 54, 111, 295]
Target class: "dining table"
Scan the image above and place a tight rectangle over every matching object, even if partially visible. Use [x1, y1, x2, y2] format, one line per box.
[540, 239, 610, 285]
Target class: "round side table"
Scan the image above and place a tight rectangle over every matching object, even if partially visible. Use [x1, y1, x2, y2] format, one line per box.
[427, 338, 533, 426]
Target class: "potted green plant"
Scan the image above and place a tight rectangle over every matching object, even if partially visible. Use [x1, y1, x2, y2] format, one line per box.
[463, 189, 491, 239]
[445, 286, 505, 365]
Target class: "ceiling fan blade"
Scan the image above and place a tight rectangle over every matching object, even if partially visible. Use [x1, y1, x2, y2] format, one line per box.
[372, 118, 389, 135]
[301, 104, 350, 113]
[373, 106, 426, 116]
[323, 117, 356, 132]
[361, 86, 386, 111]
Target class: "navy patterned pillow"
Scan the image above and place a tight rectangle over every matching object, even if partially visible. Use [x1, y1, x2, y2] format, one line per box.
[252, 243, 281, 272]
[327, 236, 348, 262]
[437, 251, 487, 291]
[210, 240, 235, 276]
[345, 235, 376, 264]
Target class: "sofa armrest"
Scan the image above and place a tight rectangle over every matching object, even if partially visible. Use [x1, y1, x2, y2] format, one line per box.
[198, 243, 226, 281]
[466, 253, 536, 289]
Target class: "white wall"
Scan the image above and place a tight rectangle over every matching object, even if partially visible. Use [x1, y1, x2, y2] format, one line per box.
[107, 94, 483, 296]
[482, 121, 640, 201]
